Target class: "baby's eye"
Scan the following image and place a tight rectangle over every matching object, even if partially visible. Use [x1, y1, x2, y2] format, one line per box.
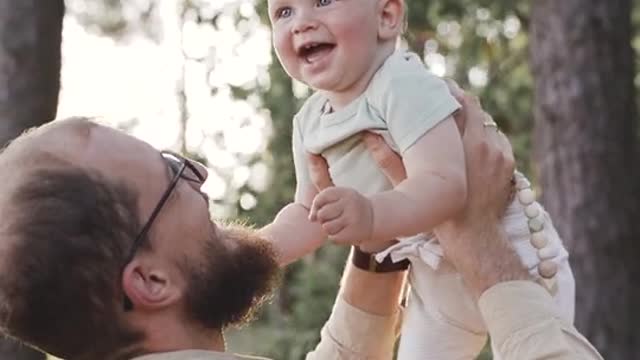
[316, 0, 333, 7]
[276, 7, 293, 19]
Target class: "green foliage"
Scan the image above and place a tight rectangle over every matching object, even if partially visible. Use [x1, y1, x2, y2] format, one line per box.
[405, 0, 534, 172]
[66, 0, 161, 41]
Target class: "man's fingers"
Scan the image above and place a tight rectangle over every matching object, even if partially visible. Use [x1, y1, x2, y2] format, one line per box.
[450, 87, 470, 136]
[445, 78, 464, 102]
[484, 123, 515, 175]
[496, 171, 515, 217]
[460, 94, 486, 142]
[362, 132, 407, 186]
[497, 131, 515, 173]
[307, 153, 334, 191]
[453, 110, 466, 136]
[485, 129, 515, 216]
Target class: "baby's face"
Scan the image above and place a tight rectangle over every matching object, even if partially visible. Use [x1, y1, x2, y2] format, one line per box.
[268, 0, 381, 93]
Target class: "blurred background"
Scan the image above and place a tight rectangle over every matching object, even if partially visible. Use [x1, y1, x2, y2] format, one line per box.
[0, 0, 638, 359]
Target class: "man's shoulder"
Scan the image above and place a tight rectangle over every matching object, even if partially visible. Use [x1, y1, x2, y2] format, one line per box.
[132, 350, 271, 360]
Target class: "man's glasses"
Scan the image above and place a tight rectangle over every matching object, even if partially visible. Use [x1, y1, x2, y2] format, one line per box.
[123, 150, 206, 311]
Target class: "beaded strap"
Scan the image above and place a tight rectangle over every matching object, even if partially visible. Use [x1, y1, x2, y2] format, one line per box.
[514, 172, 558, 294]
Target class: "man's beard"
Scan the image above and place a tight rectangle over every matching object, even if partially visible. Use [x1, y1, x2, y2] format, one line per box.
[181, 223, 281, 330]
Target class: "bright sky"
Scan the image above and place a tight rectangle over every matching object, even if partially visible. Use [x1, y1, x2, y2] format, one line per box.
[56, 1, 272, 206]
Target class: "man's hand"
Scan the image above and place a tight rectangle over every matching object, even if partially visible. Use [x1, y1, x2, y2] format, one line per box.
[363, 83, 530, 298]
[307, 152, 388, 253]
[363, 85, 515, 234]
[434, 93, 527, 297]
[308, 186, 374, 246]
[361, 79, 466, 186]
[362, 133, 406, 187]
[307, 153, 334, 192]
[437, 92, 515, 234]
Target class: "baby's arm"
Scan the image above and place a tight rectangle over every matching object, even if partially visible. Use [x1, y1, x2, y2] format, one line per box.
[258, 118, 328, 266]
[370, 116, 467, 242]
[259, 183, 326, 266]
[309, 116, 466, 246]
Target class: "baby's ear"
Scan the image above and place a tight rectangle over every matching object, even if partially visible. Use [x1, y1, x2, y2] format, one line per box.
[378, 0, 405, 41]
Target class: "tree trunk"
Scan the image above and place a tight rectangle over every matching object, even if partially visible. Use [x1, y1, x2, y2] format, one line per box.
[0, 0, 64, 358]
[0, 0, 64, 148]
[530, 1, 640, 358]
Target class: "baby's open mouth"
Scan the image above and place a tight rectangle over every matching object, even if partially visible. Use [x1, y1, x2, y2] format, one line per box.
[298, 42, 336, 64]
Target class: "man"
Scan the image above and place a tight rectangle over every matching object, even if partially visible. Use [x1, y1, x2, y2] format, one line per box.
[0, 89, 601, 360]
[0, 117, 402, 360]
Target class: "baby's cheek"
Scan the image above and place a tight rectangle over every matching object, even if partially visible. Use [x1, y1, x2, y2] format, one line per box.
[273, 37, 297, 74]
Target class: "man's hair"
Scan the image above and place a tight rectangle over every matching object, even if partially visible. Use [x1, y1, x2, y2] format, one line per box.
[0, 167, 143, 359]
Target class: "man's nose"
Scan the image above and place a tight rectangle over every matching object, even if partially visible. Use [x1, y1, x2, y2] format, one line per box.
[292, 11, 318, 34]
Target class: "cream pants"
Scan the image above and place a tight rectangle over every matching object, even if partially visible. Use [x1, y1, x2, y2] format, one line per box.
[382, 200, 576, 360]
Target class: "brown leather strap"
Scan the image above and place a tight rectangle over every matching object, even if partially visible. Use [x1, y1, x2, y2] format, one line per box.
[352, 246, 410, 273]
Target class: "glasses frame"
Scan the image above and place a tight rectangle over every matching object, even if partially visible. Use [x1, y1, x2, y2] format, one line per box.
[123, 150, 206, 311]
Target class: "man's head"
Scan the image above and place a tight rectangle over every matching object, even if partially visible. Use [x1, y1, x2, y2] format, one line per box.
[0, 118, 280, 359]
[268, 0, 405, 93]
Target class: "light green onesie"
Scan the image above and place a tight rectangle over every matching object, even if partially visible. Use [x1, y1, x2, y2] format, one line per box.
[292, 50, 460, 197]
[292, 50, 575, 360]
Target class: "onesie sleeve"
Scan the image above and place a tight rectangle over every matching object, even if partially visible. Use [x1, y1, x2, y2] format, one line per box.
[380, 71, 461, 154]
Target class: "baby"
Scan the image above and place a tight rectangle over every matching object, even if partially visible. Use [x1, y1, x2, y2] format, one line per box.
[261, 0, 575, 358]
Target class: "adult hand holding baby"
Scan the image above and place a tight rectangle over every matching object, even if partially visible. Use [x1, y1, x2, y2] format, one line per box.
[362, 84, 528, 297]
[306, 154, 375, 247]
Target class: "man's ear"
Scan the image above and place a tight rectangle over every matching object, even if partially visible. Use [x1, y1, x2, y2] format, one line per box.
[378, 0, 405, 41]
[122, 259, 182, 310]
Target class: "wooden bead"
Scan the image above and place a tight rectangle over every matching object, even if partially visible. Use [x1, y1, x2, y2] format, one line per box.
[515, 177, 531, 190]
[518, 188, 536, 205]
[524, 203, 540, 219]
[538, 260, 558, 279]
[528, 216, 545, 233]
[530, 231, 548, 249]
[538, 246, 559, 260]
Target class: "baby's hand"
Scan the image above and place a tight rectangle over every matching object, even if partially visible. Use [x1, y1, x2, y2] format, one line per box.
[308, 187, 374, 246]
